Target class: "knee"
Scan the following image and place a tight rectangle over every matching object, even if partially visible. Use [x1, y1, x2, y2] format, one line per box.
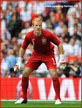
[49, 69, 58, 78]
[22, 67, 32, 77]
[22, 71, 28, 77]
[51, 72, 57, 78]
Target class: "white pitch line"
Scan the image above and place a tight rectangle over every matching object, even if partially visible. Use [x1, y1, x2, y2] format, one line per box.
[1, 99, 81, 104]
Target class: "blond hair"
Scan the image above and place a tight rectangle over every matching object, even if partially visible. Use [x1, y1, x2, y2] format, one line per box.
[32, 17, 42, 25]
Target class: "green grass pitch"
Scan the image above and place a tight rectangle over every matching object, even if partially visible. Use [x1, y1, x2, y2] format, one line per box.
[1, 100, 81, 107]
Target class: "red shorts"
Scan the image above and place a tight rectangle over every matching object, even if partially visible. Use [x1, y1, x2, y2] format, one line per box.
[25, 52, 57, 71]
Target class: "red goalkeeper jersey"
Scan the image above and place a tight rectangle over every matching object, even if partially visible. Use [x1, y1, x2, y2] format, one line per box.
[22, 30, 60, 54]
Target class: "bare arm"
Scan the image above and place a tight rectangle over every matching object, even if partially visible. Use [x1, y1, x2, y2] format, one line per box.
[14, 32, 30, 71]
[57, 43, 66, 69]
[19, 47, 26, 58]
[58, 43, 64, 54]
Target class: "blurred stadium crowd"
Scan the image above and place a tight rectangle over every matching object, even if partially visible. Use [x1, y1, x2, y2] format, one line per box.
[1, 1, 81, 78]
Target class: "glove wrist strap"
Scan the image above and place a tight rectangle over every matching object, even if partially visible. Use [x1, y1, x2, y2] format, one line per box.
[18, 57, 23, 62]
[59, 54, 64, 60]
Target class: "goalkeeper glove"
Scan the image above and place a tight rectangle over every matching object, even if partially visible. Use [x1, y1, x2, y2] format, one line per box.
[14, 57, 23, 71]
[57, 54, 66, 69]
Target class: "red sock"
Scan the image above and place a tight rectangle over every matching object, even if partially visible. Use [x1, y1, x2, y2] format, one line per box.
[52, 77, 60, 100]
[22, 77, 28, 100]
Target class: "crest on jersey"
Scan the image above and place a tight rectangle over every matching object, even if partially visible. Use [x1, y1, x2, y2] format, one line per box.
[42, 37, 46, 44]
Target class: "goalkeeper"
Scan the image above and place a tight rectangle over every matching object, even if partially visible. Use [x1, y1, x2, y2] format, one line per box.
[14, 18, 66, 104]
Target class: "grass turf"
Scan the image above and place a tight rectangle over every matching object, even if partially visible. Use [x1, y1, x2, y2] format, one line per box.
[1, 100, 81, 107]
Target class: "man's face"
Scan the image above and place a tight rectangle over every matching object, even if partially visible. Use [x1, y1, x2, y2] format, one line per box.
[32, 21, 42, 37]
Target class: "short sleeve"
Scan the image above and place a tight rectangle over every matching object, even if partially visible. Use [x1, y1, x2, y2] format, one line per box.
[49, 32, 60, 46]
[21, 33, 30, 49]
